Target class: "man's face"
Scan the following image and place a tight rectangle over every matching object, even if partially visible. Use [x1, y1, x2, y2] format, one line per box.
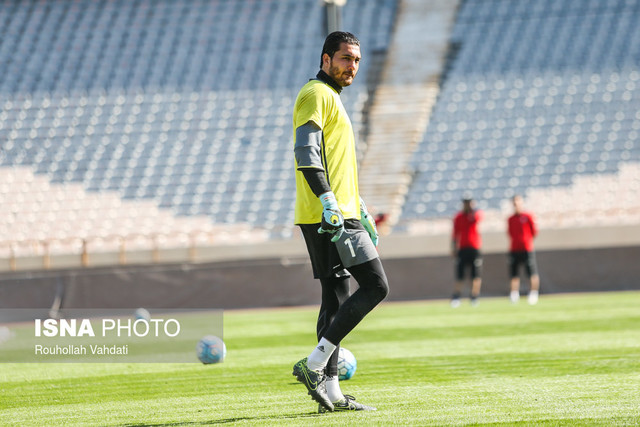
[513, 196, 523, 213]
[322, 42, 361, 87]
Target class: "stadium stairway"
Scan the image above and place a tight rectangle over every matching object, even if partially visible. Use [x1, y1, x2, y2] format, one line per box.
[358, 0, 459, 227]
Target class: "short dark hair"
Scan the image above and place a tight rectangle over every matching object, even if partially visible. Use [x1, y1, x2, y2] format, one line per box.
[320, 31, 360, 68]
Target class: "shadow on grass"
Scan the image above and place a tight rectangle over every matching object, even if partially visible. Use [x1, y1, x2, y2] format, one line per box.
[120, 411, 324, 426]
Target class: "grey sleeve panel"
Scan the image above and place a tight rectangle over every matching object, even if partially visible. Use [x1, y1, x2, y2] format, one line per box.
[294, 121, 325, 170]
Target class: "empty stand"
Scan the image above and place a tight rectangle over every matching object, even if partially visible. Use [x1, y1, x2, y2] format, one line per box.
[401, 0, 640, 224]
[3, 0, 638, 264]
[0, 0, 398, 253]
[0, 166, 266, 259]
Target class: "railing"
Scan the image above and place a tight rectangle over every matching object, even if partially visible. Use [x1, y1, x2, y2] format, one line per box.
[0, 227, 272, 272]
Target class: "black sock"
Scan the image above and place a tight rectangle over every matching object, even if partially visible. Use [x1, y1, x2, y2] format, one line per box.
[317, 276, 350, 377]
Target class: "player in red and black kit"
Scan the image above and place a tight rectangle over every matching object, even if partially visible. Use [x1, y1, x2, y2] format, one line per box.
[450, 197, 483, 307]
[507, 195, 540, 305]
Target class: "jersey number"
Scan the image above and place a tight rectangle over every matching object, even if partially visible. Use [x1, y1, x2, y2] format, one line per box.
[344, 238, 356, 258]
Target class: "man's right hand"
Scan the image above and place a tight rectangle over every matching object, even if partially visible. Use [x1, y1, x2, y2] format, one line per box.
[317, 192, 344, 242]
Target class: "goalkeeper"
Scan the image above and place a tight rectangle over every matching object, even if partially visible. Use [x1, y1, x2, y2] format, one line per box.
[291, 31, 389, 413]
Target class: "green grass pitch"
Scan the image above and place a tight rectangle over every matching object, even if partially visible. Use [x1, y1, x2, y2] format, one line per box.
[1, 291, 639, 426]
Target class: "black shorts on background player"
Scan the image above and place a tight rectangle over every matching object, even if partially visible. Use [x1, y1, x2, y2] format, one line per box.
[456, 248, 482, 280]
[509, 251, 538, 278]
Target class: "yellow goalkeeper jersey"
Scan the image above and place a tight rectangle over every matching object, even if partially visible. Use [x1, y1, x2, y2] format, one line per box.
[293, 78, 360, 225]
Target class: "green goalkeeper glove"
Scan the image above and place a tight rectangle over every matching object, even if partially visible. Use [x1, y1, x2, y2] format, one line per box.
[359, 197, 379, 247]
[318, 192, 344, 242]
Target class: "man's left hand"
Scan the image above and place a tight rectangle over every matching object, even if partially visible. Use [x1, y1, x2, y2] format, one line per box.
[359, 197, 379, 247]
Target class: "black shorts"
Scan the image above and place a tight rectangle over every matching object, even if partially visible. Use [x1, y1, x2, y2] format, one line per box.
[456, 248, 482, 280]
[299, 219, 379, 279]
[509, 251, 538, 278]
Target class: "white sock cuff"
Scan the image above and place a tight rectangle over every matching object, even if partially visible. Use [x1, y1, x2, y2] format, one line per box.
[325, 375, 344, 403]
[318, 337, 337, 353]
[307, 338, 338, 372]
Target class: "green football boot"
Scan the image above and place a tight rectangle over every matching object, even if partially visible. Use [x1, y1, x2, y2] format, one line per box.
[292, 358, 334, 412]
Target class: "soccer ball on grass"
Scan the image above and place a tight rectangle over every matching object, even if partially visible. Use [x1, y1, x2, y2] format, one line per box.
[196, 335, 226, 364]
[337, 347, 357, 380]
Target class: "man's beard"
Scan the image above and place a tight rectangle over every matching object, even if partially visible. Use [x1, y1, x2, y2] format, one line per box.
[328, 64, 355, 87]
